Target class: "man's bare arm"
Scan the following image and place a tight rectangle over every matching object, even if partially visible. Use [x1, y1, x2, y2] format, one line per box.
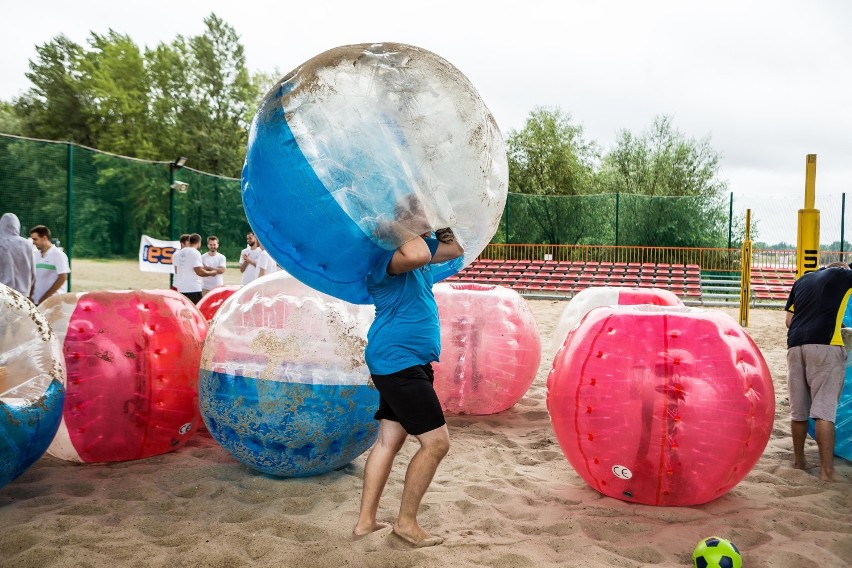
[388, 236, 433, 275]
[431, 228, 464, 264]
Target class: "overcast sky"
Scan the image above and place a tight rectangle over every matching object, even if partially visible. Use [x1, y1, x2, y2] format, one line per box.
[2, 0, 851, 243]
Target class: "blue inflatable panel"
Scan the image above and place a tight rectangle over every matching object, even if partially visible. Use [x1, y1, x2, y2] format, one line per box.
[0, 378, 65, 488]
[200, 370, 379, 477]
[807, 356, 852, 461]
[243, 103, 386, 305]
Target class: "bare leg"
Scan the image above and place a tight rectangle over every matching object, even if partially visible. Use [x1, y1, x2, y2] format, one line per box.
[791, 420, 809, 470]
[354, 420, 408, 536]
[814, 419, 840, 481]
[393, 425, 450, 548]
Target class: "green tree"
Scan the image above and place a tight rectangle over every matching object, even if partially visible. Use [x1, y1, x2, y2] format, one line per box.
[14, 35, 94, 146]
[507, 106, 597, 196]
[143, 15, 262, 175]
[504, 107, 606, 244]
[822, 240, 852, 252]
[0, 101, 22, 134]
[12, 13, 260, 177]
[79, 31, 154, 158]
[599, 115, 734, 247]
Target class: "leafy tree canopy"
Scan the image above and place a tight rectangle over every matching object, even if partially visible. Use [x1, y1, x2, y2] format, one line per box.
[10, 13, 261, 177]
[599, 115, 727, 198]
[506, 106, 599, 196]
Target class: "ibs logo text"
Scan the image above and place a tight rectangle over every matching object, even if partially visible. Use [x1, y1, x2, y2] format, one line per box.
[144, 245, 176, 266]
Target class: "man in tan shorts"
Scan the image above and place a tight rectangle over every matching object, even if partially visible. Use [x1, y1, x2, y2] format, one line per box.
[785, 262, 851, 481]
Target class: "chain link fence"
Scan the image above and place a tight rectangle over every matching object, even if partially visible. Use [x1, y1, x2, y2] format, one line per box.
[2, 133, 850, 264]
[0, 134, 247, 262]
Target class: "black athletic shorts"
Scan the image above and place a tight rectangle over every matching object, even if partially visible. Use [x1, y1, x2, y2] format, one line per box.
[371, 363, 446, 436]
[181, 291, 202, 305]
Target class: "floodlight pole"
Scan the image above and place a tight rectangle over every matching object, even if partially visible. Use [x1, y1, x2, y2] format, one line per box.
[168, 157, 188, 287]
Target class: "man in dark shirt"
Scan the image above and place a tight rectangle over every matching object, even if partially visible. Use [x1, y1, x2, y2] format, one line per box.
[785, 262, 852, 481]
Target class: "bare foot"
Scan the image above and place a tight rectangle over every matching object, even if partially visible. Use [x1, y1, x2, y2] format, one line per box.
[393, 522, 444, 548]
[792, 459, 808, 470]
[820, 470, 841, 482]
[353, 520, 391, 538]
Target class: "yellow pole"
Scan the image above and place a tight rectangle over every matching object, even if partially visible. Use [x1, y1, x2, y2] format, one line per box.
[796, 154, 820, 278]
[739, 209, 752, 327]
[804, 154, 816, 208]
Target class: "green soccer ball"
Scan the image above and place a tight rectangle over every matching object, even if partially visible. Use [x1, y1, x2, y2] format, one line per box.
[692, 536, 742, 568]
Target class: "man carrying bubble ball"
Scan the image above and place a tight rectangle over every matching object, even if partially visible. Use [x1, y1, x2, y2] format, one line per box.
[353, 225, 463, 547]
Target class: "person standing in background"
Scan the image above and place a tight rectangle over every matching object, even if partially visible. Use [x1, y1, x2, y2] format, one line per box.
[239, 231, 268, 284]
[0, 213, 35, 297]
[30, 225, 70, 305]
[201, 235, 227, 296]
[173, 233, 216, 304]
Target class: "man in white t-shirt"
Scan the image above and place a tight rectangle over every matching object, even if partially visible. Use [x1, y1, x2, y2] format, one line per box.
[30, 225, 70, 305]
[173, 233, 217, 304]
[240, 231, 268, 284]
[201, 235, 227, 296]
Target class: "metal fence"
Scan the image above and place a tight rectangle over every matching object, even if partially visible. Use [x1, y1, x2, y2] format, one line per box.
[0, 134, 247, 262]
[3, 133, 850, 271]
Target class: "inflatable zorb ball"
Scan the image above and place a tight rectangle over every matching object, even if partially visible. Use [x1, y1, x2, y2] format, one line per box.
[551, 287, 683, 353]
[199, 272, 379, 477]
[432, 283, 541, 415]
[196, 285, 240, 322]
[242, 43, 508, 304]
[40, 290, 207, 463]
[547, 305, 774, 506]
[0, 285, 65, 489]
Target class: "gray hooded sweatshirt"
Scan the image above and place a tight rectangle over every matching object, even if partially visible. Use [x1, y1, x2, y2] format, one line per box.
[0, 213, 35, 296]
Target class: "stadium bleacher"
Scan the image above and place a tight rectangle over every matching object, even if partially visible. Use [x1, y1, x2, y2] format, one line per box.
[446, 260, 795, 305]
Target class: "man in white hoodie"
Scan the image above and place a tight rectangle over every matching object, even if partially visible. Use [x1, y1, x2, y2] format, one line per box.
[0, 213, 35, 297]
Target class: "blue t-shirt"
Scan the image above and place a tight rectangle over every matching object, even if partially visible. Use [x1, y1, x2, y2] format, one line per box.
[365, 237, 441, 375]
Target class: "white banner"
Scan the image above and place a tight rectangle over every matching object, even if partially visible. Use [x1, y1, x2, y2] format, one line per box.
[139, 235, 179, 274]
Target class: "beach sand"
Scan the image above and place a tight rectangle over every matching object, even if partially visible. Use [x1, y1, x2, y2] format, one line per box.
[2, 270, 851, 567]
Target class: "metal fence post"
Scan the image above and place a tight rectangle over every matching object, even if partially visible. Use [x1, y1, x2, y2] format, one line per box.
[842, 193, 846, 254]
[66, 143, 74, 290]
[615, 192, 620, 246]
[504, 193, 510, 244]
[727, 191, 733, 249]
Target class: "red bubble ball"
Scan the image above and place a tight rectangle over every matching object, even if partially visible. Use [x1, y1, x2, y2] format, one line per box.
[547, 305, 774, 506]
[40, 290, 207, 463]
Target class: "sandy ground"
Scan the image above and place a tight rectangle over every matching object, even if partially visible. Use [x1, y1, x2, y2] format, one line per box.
[1, 260, 850, 567]
[67, 258, 245, 293]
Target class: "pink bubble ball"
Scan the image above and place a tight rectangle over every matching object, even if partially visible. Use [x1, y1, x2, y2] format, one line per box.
[547, 304, 774, 506]
[39, 290, 208, 463]
[432, 283, 541, 415]
[552, 286, 683, 353]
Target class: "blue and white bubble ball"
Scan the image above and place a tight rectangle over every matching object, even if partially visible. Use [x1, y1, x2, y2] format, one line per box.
[199, 272, 379, 477]
[0, 284, 65, 489]
[242, 42, 508, 304]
